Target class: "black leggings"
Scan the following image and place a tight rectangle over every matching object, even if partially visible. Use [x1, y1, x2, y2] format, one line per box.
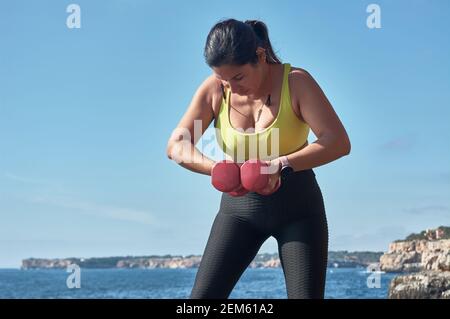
[190, 169, 329, 299]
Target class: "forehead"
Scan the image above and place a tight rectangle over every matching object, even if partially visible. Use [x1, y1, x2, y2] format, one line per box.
[212, 64, 251, 80]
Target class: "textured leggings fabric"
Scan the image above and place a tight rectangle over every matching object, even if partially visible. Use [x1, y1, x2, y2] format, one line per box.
[190, 169, 329, 299]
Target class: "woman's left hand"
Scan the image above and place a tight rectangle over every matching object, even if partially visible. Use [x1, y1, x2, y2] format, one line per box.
[258, 158, 281, 194]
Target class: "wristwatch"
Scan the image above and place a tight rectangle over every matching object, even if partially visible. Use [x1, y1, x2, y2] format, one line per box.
[280, 156, 293, 182]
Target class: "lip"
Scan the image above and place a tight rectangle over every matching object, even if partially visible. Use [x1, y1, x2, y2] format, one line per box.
[234, 89, 249, 96]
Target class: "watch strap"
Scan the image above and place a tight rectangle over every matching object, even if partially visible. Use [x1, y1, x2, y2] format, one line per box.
[280, 155, 291, 168]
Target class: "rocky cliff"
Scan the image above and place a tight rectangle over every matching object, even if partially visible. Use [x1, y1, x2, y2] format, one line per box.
[380, 228, 450, 299]
[388, 271, 450, 299]
[380, 239, 450, 272]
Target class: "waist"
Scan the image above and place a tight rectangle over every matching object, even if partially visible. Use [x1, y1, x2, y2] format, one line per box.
[284, 168, 316, 184]
[221, 168, 319, 208]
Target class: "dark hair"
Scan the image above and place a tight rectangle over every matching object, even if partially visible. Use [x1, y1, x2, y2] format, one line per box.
[203, 19, 282, 67]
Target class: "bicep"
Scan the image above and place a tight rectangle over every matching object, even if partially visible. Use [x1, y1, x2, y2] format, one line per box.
[169, 78, 216, 146]
[295, 70, 350, 146]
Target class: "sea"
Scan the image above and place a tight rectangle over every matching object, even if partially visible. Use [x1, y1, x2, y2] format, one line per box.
[0, 267, 398, 299]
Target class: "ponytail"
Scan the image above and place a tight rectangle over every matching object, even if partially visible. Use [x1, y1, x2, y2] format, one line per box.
[204, 18, 282, 67]
[244, 20, 281, 64]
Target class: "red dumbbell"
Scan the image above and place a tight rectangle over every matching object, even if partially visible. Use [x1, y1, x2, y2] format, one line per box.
[211, 160, 249, 197]
[240, 160, 281, 195]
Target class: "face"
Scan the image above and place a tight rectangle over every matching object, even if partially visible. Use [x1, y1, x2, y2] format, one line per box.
[212, 49, 266, 97]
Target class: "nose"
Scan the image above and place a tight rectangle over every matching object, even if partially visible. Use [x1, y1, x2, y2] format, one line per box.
[228, 82, 243, 94]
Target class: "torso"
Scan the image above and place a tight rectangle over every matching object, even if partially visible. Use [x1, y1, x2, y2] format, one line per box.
[211, 64, 309, 148]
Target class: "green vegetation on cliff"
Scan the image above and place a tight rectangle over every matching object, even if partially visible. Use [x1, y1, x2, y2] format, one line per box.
[394, 226, 450, 242]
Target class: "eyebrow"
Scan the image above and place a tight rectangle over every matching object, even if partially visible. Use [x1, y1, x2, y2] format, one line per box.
[216, 73, 242, 81]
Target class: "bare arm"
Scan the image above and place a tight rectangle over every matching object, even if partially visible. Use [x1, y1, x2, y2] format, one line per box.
[278, 69, 351, 171]
[166, 76, 219, 176]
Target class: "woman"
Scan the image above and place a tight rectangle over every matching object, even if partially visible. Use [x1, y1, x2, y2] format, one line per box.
[166, 19, 351, 299]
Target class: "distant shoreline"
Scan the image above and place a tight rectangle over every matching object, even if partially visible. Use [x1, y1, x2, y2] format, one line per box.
[20, 251, 384, 270]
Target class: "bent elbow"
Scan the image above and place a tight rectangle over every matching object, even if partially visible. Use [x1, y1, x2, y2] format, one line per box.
[166, 141, 175, 160]
[342, 138, 351, 155]
[332, 134, 351, 156]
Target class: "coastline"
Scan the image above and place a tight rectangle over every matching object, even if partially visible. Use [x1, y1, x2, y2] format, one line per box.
[20, 251, 383, 270]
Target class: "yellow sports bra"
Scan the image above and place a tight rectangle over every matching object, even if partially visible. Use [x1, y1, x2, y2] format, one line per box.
[214, 63, 310, 162]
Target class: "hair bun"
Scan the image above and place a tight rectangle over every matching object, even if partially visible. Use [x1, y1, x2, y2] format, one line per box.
[244, 20, 268, 44]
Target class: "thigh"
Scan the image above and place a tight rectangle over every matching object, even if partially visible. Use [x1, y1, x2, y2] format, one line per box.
[275, 212, 329, 299]
[190, 212, 268, 299]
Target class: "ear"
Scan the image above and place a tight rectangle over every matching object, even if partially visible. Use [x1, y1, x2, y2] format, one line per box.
[256, 47, 267, 63]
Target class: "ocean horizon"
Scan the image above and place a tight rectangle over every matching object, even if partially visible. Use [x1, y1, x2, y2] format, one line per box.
[0, 267, 397, 299]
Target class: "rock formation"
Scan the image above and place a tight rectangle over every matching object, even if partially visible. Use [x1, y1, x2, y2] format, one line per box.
[380, 227, 450, 299]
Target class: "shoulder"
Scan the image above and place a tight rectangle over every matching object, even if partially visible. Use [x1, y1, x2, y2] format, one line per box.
[286, 66, 315, 120]
[199, 74, 224, 119]
[288, 66, 314, 91]
[287, 65, 327, 110]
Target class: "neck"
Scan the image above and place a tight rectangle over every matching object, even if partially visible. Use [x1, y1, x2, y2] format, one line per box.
[248, 63, 272, 101]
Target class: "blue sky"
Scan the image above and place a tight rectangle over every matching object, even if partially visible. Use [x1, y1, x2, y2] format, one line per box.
[0, 0, 449, 268]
